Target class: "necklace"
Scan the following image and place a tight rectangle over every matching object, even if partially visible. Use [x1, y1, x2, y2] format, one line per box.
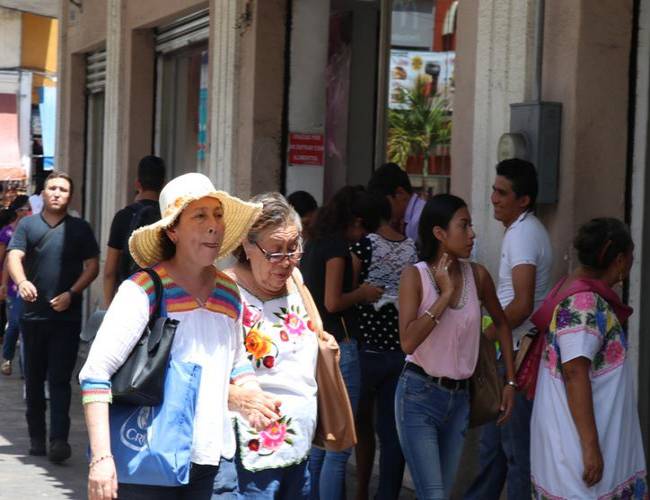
[426, 262, 469, 310]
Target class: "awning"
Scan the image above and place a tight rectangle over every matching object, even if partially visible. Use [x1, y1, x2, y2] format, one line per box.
[0, 93, 25, 180]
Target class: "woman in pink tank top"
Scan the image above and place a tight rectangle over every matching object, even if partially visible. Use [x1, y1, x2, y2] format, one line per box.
[395, 194, 516, 500]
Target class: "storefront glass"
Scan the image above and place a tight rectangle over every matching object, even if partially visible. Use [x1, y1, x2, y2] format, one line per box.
[155, 42, 208, 177]
[384, 0, 456, 196]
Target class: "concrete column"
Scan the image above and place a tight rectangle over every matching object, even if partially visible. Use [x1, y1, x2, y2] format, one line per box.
[55, 0, 69, 174]
[468, 0, 536, 276]
[208, 0, 241, 194]
[101, 0, 128, 247]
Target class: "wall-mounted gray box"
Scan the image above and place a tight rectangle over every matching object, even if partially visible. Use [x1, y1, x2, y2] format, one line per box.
[510, 102, 562, 204]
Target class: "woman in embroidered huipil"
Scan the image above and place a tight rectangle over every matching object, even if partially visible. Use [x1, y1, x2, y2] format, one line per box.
[78, 174, 274, 500]
[227, 192, 331, 499]
[531, 218, 647, 499]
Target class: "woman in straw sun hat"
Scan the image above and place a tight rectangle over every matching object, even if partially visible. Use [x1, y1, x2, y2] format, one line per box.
[79, 173, 281, 500]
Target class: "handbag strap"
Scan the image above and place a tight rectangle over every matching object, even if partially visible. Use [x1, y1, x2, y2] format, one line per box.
[291, 268, 325, 341]
[142, 268, 165, 325]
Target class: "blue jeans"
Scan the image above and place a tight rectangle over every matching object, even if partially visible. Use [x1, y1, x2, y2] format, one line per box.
[236, 458, 310, 499]
[309, 338, 360, 500]
[119, 463, 220, 499]
[3, 296, 23, 361]
[212, 457, 238, 499]
[357, 347, 405, 499]
[463, 366, 533, 500]
[395, 368, 469, 500]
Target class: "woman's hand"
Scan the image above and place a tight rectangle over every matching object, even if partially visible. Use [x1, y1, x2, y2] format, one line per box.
[229, 385, 281, 432]
[433, 253, 455, 297]
[496, 385, 515, 425]
[88, 456, 118, 500]
[359, 283, 384, 304]
[582, 442, 604, 487]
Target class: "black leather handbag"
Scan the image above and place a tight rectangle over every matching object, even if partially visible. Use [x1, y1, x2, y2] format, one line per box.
[110, 268, 179, 406]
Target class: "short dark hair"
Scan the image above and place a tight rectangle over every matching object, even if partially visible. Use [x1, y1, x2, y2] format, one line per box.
[45, 171, 74, 197]
[137, 155, 166, 192]
[8, 195, 29, 212]
[368, 162, 413, 197]
[287, 190, 318, 218]
[418, 194, 468, 261]
[496, 159, 538, 210]
[574, 218, 633, 271]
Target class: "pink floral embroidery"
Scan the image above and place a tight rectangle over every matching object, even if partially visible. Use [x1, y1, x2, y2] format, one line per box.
[283, 312, 306, 336]
[573, 292, 596, 312]
[242, 303, 262, 328]
[259, 421, 288, 451]
[546, 345, 559, 374]
[274, 305, 309, 337]
[604, 340, 624, 365]
[246, 415, 296, 456]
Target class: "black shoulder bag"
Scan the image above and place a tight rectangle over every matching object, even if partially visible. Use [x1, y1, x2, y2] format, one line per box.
[110, 268, 179, 406]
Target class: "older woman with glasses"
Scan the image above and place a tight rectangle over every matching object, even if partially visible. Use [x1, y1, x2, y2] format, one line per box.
[224, 192, 333, 499]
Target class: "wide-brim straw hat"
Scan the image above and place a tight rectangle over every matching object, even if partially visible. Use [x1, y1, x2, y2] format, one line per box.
[129, 172, 262, 268]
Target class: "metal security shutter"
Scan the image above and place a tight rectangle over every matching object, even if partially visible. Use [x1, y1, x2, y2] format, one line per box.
[155, 8, 209, 54]
[86, 50, 106, 94]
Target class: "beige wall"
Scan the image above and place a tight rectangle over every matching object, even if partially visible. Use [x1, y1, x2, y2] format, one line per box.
[537, 0, 632, 280]
[235, 0, 286, 198]
[449, 0, 478, 203]
[453, 0, 632, 283]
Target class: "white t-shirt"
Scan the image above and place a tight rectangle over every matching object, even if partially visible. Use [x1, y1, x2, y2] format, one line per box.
[496, 211, 553, 348]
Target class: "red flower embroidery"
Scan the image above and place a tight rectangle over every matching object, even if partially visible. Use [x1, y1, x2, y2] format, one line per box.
[263, 356, 275, 368]
[280, 331, 289, 342]
[248, 439, 260, 451]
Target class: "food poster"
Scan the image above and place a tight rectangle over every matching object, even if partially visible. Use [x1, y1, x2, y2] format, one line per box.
[389, 50, 455, 109]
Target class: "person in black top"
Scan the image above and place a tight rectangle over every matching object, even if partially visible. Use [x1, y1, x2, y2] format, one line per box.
[300, 186, 384, 500]
[103, 155, 165, 307]
[7, 171, 99, 463]
[351, 193, 418, 500]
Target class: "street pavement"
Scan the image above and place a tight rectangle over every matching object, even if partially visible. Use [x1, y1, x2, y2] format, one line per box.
[0, 358, 503, 500]
[0, 363, 420, 499]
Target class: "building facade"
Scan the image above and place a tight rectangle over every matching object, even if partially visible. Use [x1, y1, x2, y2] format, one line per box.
[53, 0, 649, 465]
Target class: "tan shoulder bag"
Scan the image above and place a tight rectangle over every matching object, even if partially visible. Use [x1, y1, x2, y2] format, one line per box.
[291, 268, 358, 451]
[468, 263, 503, 428]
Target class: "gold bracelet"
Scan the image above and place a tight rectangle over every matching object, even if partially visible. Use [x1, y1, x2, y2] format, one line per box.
[424, 310, 439, 326]
[89, 454, 113, 469]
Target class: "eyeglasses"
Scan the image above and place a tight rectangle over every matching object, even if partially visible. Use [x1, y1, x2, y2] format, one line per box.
[254, 241, 304, 264]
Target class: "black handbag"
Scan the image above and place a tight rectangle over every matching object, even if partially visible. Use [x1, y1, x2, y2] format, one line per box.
[110, 268, 179, 406]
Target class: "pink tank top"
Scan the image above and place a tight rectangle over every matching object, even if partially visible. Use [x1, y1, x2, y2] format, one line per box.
[405, 261, 481, 380]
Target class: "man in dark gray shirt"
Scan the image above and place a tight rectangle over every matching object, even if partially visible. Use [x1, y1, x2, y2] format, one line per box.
[7, 171, 99, 463]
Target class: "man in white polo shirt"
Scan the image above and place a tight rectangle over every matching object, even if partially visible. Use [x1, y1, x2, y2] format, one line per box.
[465, 158, 552, 500]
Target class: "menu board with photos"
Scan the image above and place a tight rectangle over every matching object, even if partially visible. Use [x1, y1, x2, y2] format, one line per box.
[388, 49, 455, 109]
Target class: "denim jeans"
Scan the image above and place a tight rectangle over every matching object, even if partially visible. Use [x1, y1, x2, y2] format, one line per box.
[357, 347, 405, 500]
[236, 458, 310, 499]
[309, 338, 360, 500]
[211, 457, 238, 499]
[119, 463, 219, 499]
[395, 368, 469, 500]
[463, 363, 533, 500]
[22, 320, 80, 442]
[3, 296, 23, 361]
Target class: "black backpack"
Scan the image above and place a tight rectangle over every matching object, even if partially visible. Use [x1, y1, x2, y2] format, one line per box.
[118, 202, 161, 283]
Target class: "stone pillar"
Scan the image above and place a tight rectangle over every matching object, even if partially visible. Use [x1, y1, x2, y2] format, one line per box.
[208, 0, 241, 194]
[101, 0, 128, 247]
[467, 0, 536, 277]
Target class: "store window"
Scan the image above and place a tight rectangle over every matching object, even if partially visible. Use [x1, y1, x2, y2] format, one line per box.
[383, 0, 457, 196]
[154, 10, 209, 178]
